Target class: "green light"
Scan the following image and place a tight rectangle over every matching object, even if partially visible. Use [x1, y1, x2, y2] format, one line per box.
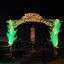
[49, 19, 62, 47]
[7, 20, 17, 46]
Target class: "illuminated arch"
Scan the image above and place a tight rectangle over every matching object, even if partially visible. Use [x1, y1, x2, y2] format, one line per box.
[7, 13, 62, 48]
[14, 13, 52, 28]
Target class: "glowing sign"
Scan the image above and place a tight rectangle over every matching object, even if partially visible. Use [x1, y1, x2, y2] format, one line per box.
[14, 13, 52, 28]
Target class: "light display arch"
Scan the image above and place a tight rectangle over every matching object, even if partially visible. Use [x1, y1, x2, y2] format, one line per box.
[7, 13, 62, 48]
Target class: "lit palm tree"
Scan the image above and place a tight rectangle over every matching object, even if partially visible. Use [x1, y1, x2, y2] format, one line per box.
[49, 19, 62, 47]
[7, 20, 17, 46]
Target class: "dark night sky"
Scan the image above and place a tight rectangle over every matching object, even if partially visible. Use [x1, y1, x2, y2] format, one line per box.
[0, 0, 64, 43]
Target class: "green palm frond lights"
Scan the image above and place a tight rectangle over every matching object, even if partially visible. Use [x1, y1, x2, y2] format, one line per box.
[7, 20, 17, 46]
[49, 19, 62, 47]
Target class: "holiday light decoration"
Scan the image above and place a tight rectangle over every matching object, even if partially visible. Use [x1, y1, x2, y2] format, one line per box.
[6, 13, 62, 47]
[7, 20, 17, 46]
[14, 13, 52, 28]
[49, 19, 62, 47]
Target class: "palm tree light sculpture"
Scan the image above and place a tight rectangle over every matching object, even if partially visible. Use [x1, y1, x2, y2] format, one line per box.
[49, 19, 62, 47]
[7, 20, 17, 46]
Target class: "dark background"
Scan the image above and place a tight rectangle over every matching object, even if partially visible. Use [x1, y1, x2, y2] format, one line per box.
[0, 0, 64, 45]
